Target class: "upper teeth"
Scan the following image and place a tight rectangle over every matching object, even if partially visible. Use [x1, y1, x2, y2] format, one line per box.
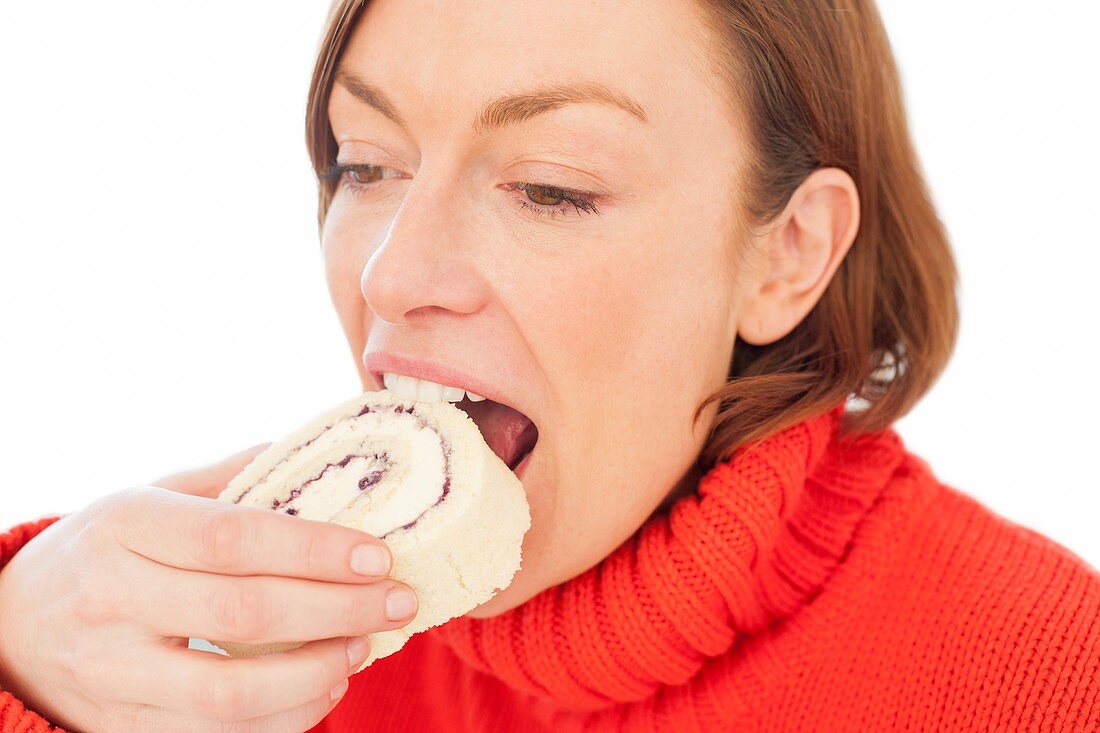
[382, 372, 487, 403]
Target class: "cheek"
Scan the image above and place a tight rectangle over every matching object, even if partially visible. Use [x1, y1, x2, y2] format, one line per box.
[522, 248, 651, 379]
[321, 246, 361, 337]
[529, 217, 727, 410]
[532, 210, 733, 523]
[321, 203, 382, 338]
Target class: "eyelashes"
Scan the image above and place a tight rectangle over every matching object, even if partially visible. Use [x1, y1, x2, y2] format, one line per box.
[319, 162, 602, 220]
[510, 182, 601, 218]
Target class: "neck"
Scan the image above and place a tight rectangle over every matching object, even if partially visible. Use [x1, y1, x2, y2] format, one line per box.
[431, 401, 905, 711]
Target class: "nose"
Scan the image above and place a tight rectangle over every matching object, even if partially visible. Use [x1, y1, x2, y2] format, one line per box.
[360, 178, 488, 325]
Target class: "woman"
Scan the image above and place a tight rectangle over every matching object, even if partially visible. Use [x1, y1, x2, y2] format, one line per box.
[1, 0, 1097, 730]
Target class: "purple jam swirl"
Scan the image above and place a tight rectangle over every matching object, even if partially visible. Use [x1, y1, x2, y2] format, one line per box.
[268, 451, 390, 513]
[232, 399, 454, 537]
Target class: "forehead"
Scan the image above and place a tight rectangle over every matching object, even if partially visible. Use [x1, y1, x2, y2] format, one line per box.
[332, 0, 733, 141]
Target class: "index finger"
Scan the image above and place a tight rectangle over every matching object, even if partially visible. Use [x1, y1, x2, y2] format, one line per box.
[111, 486, 393, 583]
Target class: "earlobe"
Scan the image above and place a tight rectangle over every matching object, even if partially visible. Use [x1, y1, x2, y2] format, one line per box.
[737, 168, 860, 346]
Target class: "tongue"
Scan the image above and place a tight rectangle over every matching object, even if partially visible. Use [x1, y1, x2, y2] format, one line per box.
[459, 399, 538, 470]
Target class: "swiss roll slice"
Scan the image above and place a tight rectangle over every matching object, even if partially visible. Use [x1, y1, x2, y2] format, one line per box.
[207, 389, 531, 671]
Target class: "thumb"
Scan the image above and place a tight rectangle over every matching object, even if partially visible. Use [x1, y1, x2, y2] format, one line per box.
[150, 443, 272, 499]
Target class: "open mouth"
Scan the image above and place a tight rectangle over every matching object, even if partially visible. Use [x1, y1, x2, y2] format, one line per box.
[369, 368, 539, 474]
[457, 395, 539, 472]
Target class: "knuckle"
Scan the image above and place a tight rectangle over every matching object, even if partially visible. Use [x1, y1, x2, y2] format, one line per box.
[67, 636, 120, 700]
[301, 643, 346, 701]
[103, 486, 151, 518]
[65, 632, 99, 676]
[81, 489, 134, 540]
[210, 724, 245, 733]
[319, 651, 350, 699]
[342, 587, 376, 634]
[209, 717, 272, 733]
[309, 692, 344, 729]
[71, 574, 117, 626]
[111, 702, 148, 733]
[194, 672, 253, 722]
[301, 530, 326, 578]
[88, 487, 154, 552]
[210, 581, 271, 643]
[196, 508, 245, 569]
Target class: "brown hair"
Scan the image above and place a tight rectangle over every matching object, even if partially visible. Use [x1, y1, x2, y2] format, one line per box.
[304, 0, 959, 466]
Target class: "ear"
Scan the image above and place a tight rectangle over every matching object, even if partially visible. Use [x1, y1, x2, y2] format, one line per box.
[737, 168, 860, 346]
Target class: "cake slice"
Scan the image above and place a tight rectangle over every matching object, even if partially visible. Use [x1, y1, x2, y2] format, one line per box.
[206, 389, 531, 672]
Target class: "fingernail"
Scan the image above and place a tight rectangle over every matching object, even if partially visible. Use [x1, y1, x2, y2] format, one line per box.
[350, 544, 390, 576]
[330, 678, 349, 701]
[385, 586, 417, 621]
[346, 635, 371, 667]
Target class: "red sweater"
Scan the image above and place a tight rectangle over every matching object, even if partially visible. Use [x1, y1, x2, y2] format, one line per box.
[3, 404, 1098, 731]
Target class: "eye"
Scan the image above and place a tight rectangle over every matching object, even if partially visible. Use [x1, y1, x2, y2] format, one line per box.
[510, 182, 602, 220]
[320, 162, 402, 191]
[524, 185, 569, 207]
[349, 167, 378, 184]
[319, 161, 603, 220]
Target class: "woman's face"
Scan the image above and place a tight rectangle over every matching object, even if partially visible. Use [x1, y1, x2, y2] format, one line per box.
[322, 0, 751, 616]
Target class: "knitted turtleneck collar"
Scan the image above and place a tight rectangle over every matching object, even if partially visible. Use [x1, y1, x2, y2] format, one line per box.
[429, 401, 907, 711]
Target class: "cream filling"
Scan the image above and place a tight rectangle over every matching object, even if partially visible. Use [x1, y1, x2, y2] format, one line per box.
[242, 410, 447, 537]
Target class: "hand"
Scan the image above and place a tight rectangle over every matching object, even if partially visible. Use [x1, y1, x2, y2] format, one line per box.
[0, 448, 418, 732]
[150, 442, 273, 498]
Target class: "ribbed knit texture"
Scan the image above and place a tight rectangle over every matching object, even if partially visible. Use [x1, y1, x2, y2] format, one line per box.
[2, 404, 1098, 731]
[0, 516, 65, 733]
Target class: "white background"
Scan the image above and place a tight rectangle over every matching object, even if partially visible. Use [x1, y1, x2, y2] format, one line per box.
[2, 2, 1098, 567]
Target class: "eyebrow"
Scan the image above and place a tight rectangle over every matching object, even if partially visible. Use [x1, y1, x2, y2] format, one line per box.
[333, 68, 649, 136]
